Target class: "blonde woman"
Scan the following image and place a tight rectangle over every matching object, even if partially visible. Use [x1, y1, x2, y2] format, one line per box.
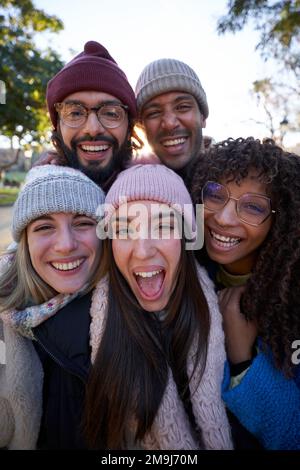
[0, 165, 105, 449]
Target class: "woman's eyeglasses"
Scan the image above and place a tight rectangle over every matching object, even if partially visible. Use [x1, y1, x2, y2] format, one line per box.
[201, 181, 275, 226]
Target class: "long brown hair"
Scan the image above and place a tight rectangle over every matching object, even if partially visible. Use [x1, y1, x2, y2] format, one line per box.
[84, 237, 210, 449]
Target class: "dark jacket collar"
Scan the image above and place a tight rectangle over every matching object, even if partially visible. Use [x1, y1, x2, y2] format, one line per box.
[33, 291, 93, 381]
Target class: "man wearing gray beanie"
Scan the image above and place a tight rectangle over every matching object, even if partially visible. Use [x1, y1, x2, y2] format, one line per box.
[135, 58, 209, 189]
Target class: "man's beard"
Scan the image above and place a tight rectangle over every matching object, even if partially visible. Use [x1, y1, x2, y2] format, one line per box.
[52, 131, 132, 189]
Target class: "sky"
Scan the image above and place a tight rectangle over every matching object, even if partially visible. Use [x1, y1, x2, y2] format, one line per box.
[18, 0, 300, 148]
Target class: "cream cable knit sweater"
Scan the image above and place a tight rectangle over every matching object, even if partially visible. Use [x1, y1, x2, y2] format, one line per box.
[0, 265, 232, 449]
[89, 266, 233, 450]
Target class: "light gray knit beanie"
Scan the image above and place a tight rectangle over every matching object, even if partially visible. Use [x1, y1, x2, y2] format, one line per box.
[12, 165, 105, 242]
[135, 58, 209, 118]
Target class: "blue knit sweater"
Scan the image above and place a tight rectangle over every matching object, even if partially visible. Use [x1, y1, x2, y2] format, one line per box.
[222, 352, 300, 449]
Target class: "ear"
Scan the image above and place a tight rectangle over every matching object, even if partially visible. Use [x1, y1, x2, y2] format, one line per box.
[136, 117, 145, 130]
[201, 116, 207, 128]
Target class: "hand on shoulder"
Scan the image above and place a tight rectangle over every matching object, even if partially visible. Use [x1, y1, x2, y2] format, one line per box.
[33, 150, 67, 167]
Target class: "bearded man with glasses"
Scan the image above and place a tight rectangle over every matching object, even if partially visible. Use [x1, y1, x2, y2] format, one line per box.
[39, 41, 139, 192]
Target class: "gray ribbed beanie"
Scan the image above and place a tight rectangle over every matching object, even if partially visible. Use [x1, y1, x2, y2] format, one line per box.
[12, 165, 105, 242]
[135, 58, 209, 118]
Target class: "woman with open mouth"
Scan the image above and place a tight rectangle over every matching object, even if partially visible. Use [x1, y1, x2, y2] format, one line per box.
[84, 163, 232, 450]
[191, 137, 300, 450]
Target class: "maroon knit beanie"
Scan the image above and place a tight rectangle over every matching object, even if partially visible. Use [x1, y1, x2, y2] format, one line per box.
[46, 41, 137, 129]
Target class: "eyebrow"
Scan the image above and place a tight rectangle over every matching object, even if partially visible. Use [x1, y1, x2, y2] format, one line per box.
[112, 216, 135, 224]
[31, 215, 54, 223]
[143, 94, 195, 111]
[113, 212, 175, 224]
[63, 99, 123, 107]
[152, 212, 175, 221]
[31, 214, 92, 223]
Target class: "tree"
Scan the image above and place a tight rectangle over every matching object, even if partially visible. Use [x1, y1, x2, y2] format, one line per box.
[249, 78, 299, 145]
[0, 148, 20, 180]
[217, 1, 300, 78]
[0, 0, 65, 170]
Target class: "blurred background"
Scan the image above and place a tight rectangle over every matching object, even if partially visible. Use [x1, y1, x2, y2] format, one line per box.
[0, 0, 299, 249]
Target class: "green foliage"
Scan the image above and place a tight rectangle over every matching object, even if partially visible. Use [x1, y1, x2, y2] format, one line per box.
[251, 77, 299, 145]
[217, 1, 300, 77]
[0, 0, 65, 147]
[0, 186, 19, 205]
[4, 170, 26, 182]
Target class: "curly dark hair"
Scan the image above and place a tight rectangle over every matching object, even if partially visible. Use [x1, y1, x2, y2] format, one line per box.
[191, 137, 300, 375]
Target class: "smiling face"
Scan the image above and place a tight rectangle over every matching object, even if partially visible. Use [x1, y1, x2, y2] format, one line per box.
[27, 213, 101, 294]
[141, 92, 206, 171]
[204, 176, 273, 274]
[58, 90, 129, 177]
[111, 200, 182, 312]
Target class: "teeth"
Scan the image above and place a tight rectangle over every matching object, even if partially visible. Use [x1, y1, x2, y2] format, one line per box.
[211, 230, 240, 243]
[163, 138, 186, 147]
[211, 230, 241, 245]
[51, 259, 83, 271]
[81, 145, 109, 152]
[135, 270, 162, 278]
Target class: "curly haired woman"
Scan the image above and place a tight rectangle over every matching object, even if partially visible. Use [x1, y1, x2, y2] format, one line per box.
[191, 137, 300, 450]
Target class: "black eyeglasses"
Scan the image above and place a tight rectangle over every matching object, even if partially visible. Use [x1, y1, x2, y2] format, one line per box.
[201, 181, 275, 226]
[54, 101, 128, 129]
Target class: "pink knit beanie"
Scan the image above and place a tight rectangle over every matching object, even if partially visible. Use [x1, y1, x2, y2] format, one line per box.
[103, 163, 196, 240]
[46, 41, 137, 129]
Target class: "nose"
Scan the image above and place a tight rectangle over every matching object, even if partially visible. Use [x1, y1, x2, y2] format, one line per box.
[53, 226, 78, 253]
[82, 111, 105, 136]
[161, 110, 179, 131]
[213, 199, 238, 227]
[133, 238, 157, 260]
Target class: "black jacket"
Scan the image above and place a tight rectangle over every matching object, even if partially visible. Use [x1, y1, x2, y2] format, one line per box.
[33, 292, 93, 449]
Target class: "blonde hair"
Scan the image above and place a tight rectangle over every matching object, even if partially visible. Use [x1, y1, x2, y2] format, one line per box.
[0, 230, 105, 313]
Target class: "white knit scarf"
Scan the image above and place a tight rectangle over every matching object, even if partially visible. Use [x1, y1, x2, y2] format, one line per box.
[89, 268, 233, 450]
